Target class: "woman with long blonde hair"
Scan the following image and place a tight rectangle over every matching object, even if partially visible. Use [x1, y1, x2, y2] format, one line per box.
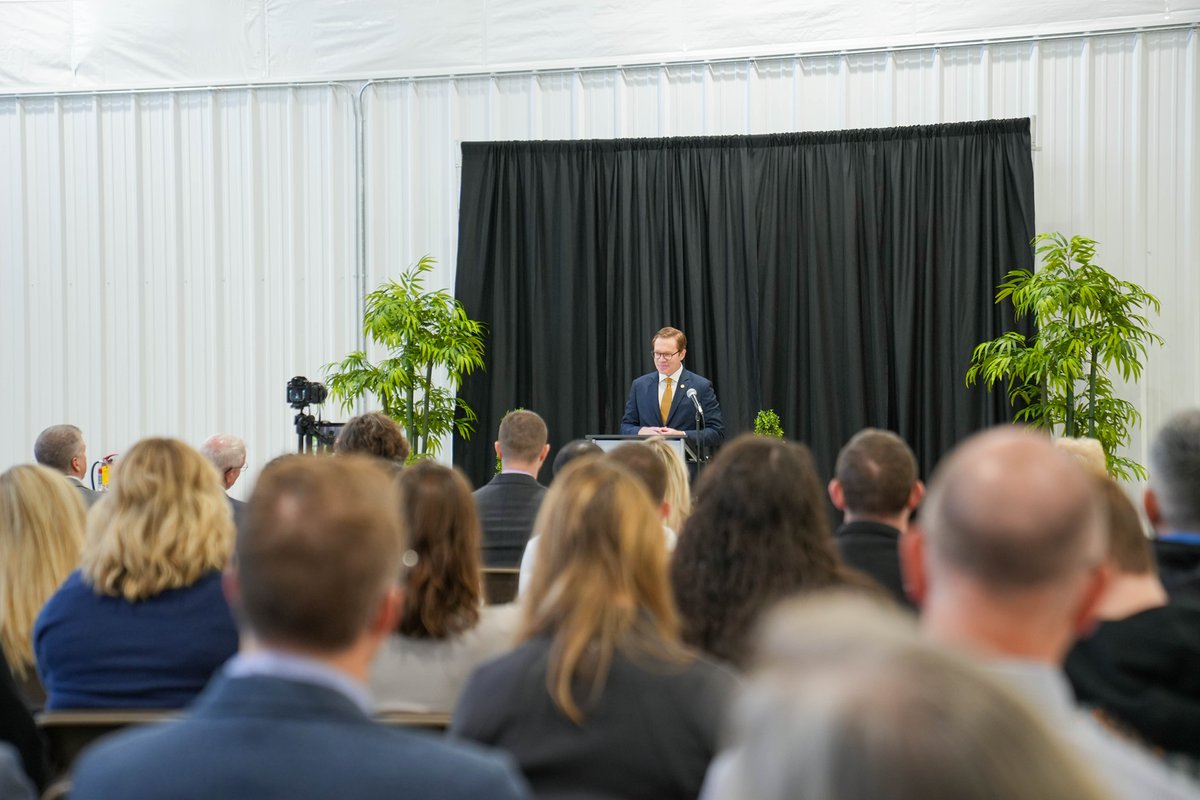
[0, 464, 86, 706]
[644, 436, 692, 532]
[34, 438, 238, 709]
[452, 458, 733, 800]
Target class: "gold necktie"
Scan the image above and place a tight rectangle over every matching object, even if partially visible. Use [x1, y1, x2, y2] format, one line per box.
[660, 377, 673, 425]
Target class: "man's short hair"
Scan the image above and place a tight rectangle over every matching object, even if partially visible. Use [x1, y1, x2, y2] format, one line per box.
[334, 412, 410, 465]
[33, 425, 84, 473]
[652, 327, 687, 351]
[921, 428, 1105, 589]
[608, 443, 669, 505]
[239, 455, 406, 651]
[1148, 409, 1200, 531]
[200, 434, 246, 473]
[498, 410, 547, 464]
[835, 428, 918, 515]
[1095, 477, 1155, 575]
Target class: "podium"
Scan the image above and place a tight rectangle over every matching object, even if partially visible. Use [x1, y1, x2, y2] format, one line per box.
[585, 434, 704, 468]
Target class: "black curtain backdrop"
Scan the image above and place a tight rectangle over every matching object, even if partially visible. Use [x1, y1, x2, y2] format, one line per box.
[454, 119, 1035, 491]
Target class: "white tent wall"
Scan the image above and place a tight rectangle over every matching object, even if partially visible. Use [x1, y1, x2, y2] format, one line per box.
[1, 27, 1198, 485]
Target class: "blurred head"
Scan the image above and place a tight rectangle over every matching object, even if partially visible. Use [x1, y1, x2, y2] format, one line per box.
[552, 439, 603, 480]
[1096, 478, 1154, 576]
[235, 455, 406, 652]
[905, 428, 1108, 661]
[0, 465, 86, 675]
[1146, 409, 1200, 533]
[395, 461, 483, 639]
[82, 438, 233, 601]
[523, 458, 682, 723]
[715, 594, 1109, 800]
[831, 428, 922, 519]
[34, 424, 88, 479]
[671, 434, 867, 667]
[334, 412, 410, 467]
[1055, 437, 1109, 479]
[608, 443, 669, 517]
[643, 436, 692, 531]
[200, 433, 247, 490]
[497, 410, 549, 467]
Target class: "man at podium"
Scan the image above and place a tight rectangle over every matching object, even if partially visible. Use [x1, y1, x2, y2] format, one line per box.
[620, 327, 725, 454]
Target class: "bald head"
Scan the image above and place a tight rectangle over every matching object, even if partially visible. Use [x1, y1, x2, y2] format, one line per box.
[921, 428, 1106, 590]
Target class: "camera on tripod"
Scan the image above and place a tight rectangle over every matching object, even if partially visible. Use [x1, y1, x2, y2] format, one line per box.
[287, 376, 328, 409]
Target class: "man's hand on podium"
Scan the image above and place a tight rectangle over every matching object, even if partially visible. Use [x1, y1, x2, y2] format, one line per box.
[638, 426, 686, 436]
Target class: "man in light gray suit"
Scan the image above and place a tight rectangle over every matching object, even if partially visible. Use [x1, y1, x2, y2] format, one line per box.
[33, 424, 100, 506]
[70, 454, 531, 800]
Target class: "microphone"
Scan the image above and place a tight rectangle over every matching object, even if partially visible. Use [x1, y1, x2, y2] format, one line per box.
[686, 387, 703, 415]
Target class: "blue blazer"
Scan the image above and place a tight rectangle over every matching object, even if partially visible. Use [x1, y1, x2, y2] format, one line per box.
[69, 673, 532, 800]
[620, 368, 725, 450]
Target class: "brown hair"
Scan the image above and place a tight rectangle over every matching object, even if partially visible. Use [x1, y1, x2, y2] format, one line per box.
[395, 461, 483, 638]
[498, 409, 548, 463]
[0, 465, 86, 676]
[334, 412, 411, 465]
[522, 458, 685, 724]
[240, 455, 406, 650]
[671, 434, 872, 667]
[1096, 478, 1154, 574]
[835, 429, 919, 515]
[608, 443, 669, 505]
[82, 438, 233, 601]
[652, 327, 687, 351]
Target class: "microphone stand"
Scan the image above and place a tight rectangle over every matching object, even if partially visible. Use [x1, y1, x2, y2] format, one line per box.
[691, 397, 707, 464]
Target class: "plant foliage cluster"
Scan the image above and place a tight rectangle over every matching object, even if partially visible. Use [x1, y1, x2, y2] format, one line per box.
[325, 256, 487, 457]
[966, 233, 1162, 480]
[754, 409, 785, 439]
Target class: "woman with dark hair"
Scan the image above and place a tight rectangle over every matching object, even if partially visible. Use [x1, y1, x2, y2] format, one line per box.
[452, 459, 733, 800]
[369, 461, 519, 712]
[671, 434, 882, 668]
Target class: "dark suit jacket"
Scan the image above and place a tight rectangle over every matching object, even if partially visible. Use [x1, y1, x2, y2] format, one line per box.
[619, 368, 725, 450]
[69, 673, 531, 800]
[834, 520, 913, 609]
[1153, 537, 1200, 606]
[228, 496, 248, 534]
[474, 473, 549, 568]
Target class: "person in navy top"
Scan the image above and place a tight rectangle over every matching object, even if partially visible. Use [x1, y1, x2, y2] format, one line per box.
[35, 438, 238, 709]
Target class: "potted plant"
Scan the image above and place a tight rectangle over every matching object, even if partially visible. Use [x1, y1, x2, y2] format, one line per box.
[966, 233, 1162, 480]
[325, 256, 487, 457]
[754, 409, 785, 439]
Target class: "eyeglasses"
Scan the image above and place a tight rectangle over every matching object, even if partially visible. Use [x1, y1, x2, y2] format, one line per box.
[652, 351, 680, 361]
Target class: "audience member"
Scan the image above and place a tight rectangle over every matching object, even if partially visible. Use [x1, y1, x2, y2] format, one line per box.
[199, 433, 249, 530]
[705, 594, 1110, 800]
[550, 438, 602, 480]
[902, 426, 1200, 800]
[70, 455, 531, 800]
[1145, 409, 1200, 605]
[334, 411, 411, 470]
[518, 441, 676, 594]
[33, 424, 101, 506]
[1066, 477, 1200, 765]
[371, 461, 520, 712]
[644, 435, 692, 532]
[474, 410, 550, 567]
[671, 434, 883, 668]
[453, 459, 733, 800]
[828, 428, 923, 608]
[0, 660, 46, 791]
[34, 438, 238, 709]
[0, 464, 85, 709]
[1056, 436, 1110, 478]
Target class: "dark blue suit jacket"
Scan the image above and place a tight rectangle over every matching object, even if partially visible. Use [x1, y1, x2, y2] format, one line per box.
[69, 673, 531, 800]
[620, 368, 725, 450]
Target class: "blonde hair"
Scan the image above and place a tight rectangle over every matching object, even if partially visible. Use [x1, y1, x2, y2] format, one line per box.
[644, 436, 692, 531]
[521, 458, 685, 724]
[82, 438, 234, 601]
[0, 465, 86, 677]
[1055, 437, 1109, 478]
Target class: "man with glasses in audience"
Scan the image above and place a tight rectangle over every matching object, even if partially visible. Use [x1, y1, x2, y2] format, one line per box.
[200, 433, 249, 532]
[621, 327, 724, 459]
